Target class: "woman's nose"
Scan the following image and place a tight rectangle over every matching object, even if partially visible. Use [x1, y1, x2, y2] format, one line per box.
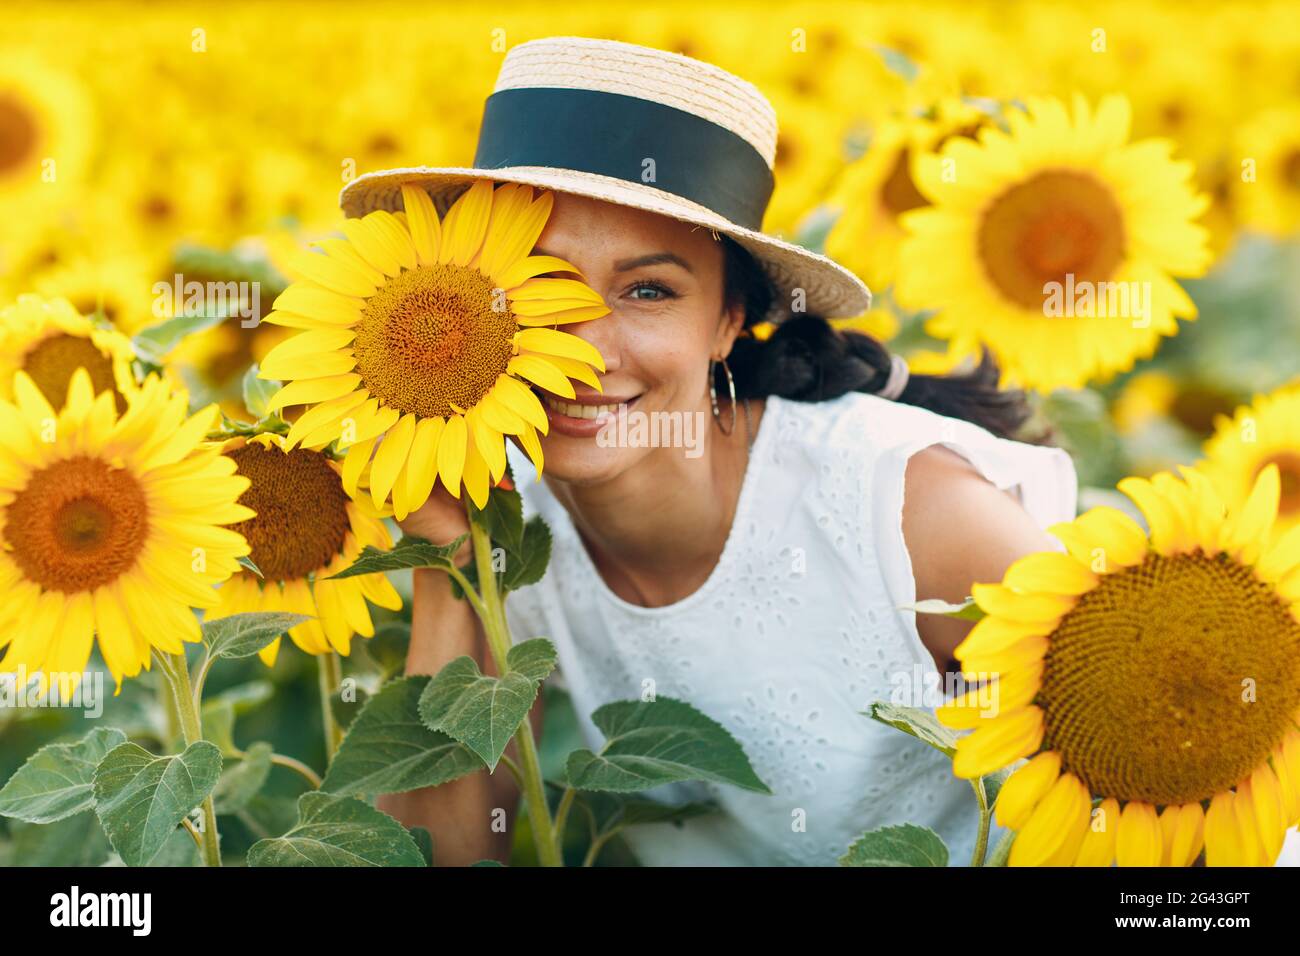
[567, 308, 620, 378]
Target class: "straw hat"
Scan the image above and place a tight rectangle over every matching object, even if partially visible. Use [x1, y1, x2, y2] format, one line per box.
[338, 36, 872, 323]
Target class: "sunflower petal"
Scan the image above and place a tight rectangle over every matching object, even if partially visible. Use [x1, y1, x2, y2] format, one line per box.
[401, 185, 442, 265]
[437, 414, 468, 498]
[509, 355, 576, 398]
[951, 706, 1044, 779]
[514, 327, 606, 372]
[440, 179, 494, 267]
[369, 412, 417, 510]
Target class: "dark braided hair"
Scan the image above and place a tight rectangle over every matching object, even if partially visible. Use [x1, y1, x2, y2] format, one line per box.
[719, 235, 1036, 441]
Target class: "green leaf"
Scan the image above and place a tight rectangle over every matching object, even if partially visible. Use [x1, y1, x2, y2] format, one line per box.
[564, 697, 771, 795]
[907, 597, 986, 622]
[840, 823, 949, 867]
[471, 858, 505, 867]
[353, 621, 411, 679]
[203, 611, 311, 661]
[502, 516, 551, 591]
[868, 701, 958, 757]
[416, 639, 556, 770]
[213, 741, 274, 815]
[330, 683, 369, 731]
[236, 555, 264, 578]
[146, 826, 203, 867]
[242, 364, 281, 420]
[475, 481, 524, 554]
[8, 811, 113, 866]
[202, 700, 238, 755]
[247, 791, 424, 866]
[321, 676, 483, 796]
[507, 638, 558, 684]
[329, 534, 469, 580]
[0, 727, 127, 824]
[873, 44, 920, 83]
[92, 741, 223, 867]
[237, 792, 300, 841]
[869, 702, 1011, 824]
[131, 310, 227, 364]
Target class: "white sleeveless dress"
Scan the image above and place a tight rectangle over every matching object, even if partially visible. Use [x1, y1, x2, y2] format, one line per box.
[503, 391, 1078, 866]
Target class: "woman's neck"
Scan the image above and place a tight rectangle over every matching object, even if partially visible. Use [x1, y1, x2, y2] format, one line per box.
[545, 397, 765, 608]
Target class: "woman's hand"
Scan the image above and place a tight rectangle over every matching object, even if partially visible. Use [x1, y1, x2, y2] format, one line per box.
[396, 484, 473, 564]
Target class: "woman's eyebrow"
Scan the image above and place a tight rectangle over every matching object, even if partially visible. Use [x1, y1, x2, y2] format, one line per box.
[612, 251, 693, 274]
[533, 248, 693, 274]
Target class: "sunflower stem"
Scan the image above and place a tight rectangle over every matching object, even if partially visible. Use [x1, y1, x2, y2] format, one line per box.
[317, 651, 344, 763]
[156, 666, 181, 752]
[469, 515, 562, 868]
[985, 829, 1015, 867]
[155, 650, 222, 868]
[268, 751, 324, 789]
[970, 777, 992, 867]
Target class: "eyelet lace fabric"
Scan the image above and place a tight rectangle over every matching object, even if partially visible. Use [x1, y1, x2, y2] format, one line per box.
[504, 392, 1078, 866]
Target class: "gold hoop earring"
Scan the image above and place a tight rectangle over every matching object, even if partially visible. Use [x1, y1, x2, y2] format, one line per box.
[709, 357, 737, 436]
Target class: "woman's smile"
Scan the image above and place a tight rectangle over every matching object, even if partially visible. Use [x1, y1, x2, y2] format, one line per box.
[534, 384, 641, 438]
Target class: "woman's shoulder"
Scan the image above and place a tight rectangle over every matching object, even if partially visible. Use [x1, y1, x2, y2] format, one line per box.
[765, 391, 1078, 530]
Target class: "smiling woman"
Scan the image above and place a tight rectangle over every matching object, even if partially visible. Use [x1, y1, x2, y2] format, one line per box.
[361, 37, 1080, 866]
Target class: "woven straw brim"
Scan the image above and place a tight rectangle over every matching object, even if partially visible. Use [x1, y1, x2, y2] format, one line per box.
[338, 166, 872, 322]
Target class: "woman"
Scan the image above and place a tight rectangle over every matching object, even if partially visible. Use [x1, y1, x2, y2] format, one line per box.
[362, 36, 1077, 865]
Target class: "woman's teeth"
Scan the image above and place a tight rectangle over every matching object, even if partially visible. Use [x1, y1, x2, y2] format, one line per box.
[543, 395, 620, 419]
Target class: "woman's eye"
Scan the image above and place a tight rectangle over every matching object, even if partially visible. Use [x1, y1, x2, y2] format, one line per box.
[627, 281, 675, 301]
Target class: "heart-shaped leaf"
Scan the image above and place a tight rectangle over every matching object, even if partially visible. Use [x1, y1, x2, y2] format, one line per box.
[247, 792, 424, 867]
[0, 727, 127, 824]
[329, 535, 469, 580]
[839, 824, 949, 867]
[321, 676, 483, 796]
[564, 697, 770, 795]
[92, 741, 223, 867]
[473, 481, 524, 554]
[868, 701, 958, 757]
[204, 611, 311, 661]
[417, 639, 556, 770]
[213, 742, 274, 815]
[502, 517, 550, 591]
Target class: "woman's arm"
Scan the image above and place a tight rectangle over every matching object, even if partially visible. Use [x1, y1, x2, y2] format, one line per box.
[374, 496, 545, 866]
[901, 444, 1064, 671]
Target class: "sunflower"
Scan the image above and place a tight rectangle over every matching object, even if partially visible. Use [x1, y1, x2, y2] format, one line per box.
[206, 433, 402, 667]
[0, 370, 252, 694]
[1200, 383, 1300, 541]
[1111, 370, 1241, 440]
[1232, 104, 1300, 238]
[258, 179, 609, 516]
[0, 294, 138, 411]
[895, 93, 1212, 393]
[825, 99, 990, 292]
[0, 55, 94, 202]
[937, 465, 1300, 866]
[30, 252, 162, 335]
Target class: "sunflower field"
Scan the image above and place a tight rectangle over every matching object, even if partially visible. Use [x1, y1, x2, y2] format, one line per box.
[3, 0, 1300, 876]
